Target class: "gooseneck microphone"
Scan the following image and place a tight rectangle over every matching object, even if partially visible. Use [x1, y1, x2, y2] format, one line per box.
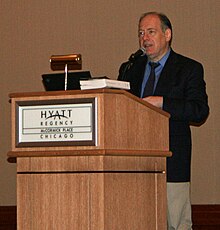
[121, 47, 146, 81]
[128, 47, 146, 62]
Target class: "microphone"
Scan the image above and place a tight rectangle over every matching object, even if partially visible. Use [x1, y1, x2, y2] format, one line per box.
[120, 47, 146, 81]
[128, 47, 145, 62]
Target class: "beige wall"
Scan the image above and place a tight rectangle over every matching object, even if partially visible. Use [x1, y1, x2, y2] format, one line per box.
[0, 0, 219, 205]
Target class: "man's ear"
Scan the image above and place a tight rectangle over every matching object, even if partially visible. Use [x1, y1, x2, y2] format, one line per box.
[165, 29, 172, 42]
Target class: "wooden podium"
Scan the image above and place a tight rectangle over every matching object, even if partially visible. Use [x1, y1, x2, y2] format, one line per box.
[8, 89, 171, 230]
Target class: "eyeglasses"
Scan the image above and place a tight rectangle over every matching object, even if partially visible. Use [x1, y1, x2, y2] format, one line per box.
[138, 29, 157, 38]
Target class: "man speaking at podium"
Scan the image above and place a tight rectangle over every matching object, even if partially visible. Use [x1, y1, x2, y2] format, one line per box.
[118, 12, 209, 229]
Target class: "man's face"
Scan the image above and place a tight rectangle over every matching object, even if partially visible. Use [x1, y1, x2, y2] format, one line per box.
[138, 14, 171, 62]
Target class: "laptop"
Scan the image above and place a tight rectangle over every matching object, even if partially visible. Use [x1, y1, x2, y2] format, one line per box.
[42, 71, 91, 91]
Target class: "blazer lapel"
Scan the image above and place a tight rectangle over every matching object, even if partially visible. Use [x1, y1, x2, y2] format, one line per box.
[154, 50, 181, 96]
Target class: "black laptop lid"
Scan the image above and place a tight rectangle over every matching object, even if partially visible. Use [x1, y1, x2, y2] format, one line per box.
[42, 71, 91, 91]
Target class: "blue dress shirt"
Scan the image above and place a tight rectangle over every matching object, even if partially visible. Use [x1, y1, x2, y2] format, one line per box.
[141, 49, 171, 98]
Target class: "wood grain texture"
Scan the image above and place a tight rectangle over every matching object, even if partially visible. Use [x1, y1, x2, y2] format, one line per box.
[8, 89, 170, 154]
[10, 90, 169, 229]
[17, 163, 166, 230]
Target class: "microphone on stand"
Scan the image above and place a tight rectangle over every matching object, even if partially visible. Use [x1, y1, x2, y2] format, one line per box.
[121, 47, 146, 81]
[128, 47, 146, 62]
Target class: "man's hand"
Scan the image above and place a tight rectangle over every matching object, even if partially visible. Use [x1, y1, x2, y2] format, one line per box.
[143, 96, 163, 109]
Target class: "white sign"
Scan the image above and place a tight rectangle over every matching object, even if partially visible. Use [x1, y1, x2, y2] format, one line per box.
[16, 99, 96, 146]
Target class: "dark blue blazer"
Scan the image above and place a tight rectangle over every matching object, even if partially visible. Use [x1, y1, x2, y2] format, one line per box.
[118, 49, 209, 182]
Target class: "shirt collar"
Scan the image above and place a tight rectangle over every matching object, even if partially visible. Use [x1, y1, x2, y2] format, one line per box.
[147, 48, 171, 67]
[157, 48, 171, 67]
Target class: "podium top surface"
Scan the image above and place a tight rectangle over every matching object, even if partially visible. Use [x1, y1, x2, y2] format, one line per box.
[9, 89, 170, 118]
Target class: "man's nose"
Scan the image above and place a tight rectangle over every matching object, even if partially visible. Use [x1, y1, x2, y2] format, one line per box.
[143, 33, 150, 40]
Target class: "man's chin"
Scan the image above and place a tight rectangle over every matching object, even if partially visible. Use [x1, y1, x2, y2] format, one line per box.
[146, 52, 155, 61]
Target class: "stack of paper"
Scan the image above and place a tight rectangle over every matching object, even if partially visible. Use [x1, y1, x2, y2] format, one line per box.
[80, 79, 130, 90]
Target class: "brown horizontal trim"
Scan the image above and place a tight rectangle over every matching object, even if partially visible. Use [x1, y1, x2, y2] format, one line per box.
[192, 205, 220, 226]
[0, 206, 16, 229]
[8, 88, 118, 98]
[7, 149, 172, 160]
[1, 204, 220, 228]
